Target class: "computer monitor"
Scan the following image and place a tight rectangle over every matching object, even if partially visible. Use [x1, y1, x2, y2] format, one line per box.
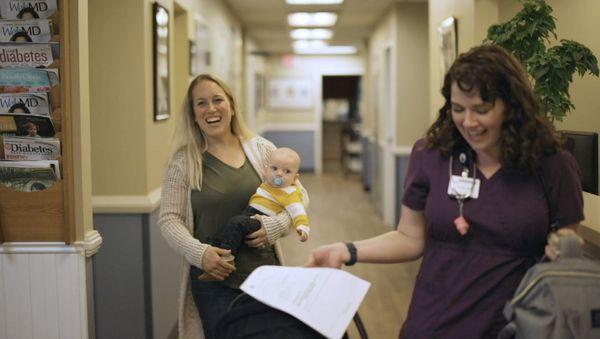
[562, 131, 598, 195]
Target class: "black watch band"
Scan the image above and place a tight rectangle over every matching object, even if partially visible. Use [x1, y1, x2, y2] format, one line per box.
[344, 242, 357, 266]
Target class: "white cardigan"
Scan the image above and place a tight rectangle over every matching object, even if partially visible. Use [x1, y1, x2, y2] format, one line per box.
[158, 136, 307, 338]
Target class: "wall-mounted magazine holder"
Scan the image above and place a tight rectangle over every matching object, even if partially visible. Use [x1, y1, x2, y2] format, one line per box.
[0, 179, 63, 241]
[0, 0, 74, 244]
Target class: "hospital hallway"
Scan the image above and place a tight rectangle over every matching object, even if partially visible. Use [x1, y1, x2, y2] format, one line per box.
[278, 169, 421, 338]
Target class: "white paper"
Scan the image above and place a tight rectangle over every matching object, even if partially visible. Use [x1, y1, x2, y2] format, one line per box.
[240, 266, 370, 339]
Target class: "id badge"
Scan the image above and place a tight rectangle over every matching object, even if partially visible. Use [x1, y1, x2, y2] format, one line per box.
[447, 175, 480, 199]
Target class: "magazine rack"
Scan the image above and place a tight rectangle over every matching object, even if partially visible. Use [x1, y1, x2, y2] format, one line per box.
[0, 0, 74, 244]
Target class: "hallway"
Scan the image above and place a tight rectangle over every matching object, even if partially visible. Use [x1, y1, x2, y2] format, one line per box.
[278, 171, 421, 338]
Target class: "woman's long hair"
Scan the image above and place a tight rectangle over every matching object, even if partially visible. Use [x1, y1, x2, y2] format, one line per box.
[426, 45, 561, 173]
[171, 74, 253, 190]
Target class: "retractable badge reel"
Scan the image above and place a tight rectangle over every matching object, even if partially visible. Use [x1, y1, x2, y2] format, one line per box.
[447, 152, 480, 235]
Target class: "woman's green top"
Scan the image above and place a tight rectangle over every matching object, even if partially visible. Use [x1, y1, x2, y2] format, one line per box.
[191, 151, 279, 288]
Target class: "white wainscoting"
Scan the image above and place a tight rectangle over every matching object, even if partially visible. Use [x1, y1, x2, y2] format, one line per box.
[0, 244, 88, 339]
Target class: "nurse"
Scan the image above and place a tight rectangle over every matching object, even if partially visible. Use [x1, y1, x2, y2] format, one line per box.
[305, 45, 584, 338]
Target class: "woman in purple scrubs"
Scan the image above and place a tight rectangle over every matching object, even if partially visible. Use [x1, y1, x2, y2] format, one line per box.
[306, 45, 584, 338]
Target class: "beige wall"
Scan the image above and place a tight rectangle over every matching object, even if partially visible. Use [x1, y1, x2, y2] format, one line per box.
[394, 3, 429, 146]
[89, 0, 149, 196]
[366, 6, 394, 142]
[428, 0, 476, 121]
[365, 3, 428, 147]
[89, 0, 245, 198]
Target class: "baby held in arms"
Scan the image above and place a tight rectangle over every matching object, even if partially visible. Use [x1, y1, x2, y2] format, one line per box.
[198, 147, 310, 281]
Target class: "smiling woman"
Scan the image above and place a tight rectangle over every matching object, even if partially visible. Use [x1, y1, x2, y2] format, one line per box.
[306, 45, 584, 338]
[158, 74, 308, 339]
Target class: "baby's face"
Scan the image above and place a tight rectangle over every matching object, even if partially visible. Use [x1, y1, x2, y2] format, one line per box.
[265, 151, 299, 188]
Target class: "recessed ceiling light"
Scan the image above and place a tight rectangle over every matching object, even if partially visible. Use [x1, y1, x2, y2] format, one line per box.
[294, 45, 357, 55]
[293, 40, 327, 49]
[286, 0, 344, 4]
[288, 12, 337, 27]
[290, 28, 333, 40]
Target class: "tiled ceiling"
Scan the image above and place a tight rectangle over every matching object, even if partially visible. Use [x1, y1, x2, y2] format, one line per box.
[224, 0, 427, 55]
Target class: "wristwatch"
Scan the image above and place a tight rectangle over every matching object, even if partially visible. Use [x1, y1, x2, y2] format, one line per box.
[344, 242, 357, 266]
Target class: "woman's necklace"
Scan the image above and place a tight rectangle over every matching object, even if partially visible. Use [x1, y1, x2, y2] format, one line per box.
[448, 153, 477, 235]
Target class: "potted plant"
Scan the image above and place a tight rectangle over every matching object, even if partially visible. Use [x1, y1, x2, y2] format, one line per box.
[484, 0, 599, 123]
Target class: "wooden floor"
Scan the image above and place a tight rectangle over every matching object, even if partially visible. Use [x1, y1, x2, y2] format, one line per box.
[278, 170, 421, 339]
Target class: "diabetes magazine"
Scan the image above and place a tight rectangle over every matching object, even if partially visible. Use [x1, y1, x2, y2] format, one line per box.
[1, 135, 59, 160]
[0, 0, 58, 19]
[0, 68, 53, 92]
[0, 93, 50, 115]
[0, 43, 58, 68]
[0, 19, 53, 43]
[0, 159, 58, 191]
[0, 113, 54, 137]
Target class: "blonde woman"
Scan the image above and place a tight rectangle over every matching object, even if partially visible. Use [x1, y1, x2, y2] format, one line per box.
[159, 74, 308, 339]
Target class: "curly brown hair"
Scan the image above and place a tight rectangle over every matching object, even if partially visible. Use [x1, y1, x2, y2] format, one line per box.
[426, 45, 561, 173]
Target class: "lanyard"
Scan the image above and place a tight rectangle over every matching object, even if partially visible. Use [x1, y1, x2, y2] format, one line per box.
[448, 153, 477, 235]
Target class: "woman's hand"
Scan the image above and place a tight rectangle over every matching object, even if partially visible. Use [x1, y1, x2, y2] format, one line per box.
[544, 227, 583, 261]
[201, 246, 235, 280]
[304, 242, 350, 269]
[246, 215, 269, 249]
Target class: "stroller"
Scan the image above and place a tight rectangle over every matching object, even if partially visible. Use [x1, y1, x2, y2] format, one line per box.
[215, 292, 369, 339]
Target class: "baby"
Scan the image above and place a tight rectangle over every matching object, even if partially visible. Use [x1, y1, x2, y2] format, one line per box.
[198, 147, 310, 280]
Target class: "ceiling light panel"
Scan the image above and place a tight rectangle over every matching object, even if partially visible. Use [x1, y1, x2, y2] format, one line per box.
[286, 0, 344, 4]
[293, 40, 327, 49]
[290, 28, 333, 40]
[294, 45, 357, 55]
[288, 12, 337, 27]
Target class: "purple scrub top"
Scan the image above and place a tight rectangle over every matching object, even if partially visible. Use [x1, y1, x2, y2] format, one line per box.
[399, 138, 584, 339]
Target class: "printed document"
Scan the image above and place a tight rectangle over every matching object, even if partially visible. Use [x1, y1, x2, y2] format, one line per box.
[240, 266, 370, 339]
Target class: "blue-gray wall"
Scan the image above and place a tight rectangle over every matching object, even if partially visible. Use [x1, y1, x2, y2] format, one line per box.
[395, 154, 411, 227]
[93, 209, 179, 339]
[262, 131, 315, 171]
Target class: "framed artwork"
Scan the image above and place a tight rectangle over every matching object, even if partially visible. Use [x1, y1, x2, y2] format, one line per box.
[438, 16, 457, 78]
[153, 2, 170, 121]
[267, 77, 312, 110]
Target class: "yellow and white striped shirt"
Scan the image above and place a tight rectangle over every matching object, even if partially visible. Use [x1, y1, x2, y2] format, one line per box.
[249, 183, 310, 234]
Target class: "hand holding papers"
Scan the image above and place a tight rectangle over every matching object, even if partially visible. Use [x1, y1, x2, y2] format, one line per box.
[240, 266, 370, 339]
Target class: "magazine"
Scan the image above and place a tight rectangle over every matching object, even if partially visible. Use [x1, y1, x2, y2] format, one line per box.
[0, 0, 58, 20]
[2, 135, 59, 160]
[0, 113, 54, 137]
[0, 43, 55, 68]
[0, 68, 50, 92]
[0, 159, 58, 191]
[0, 19, 53, 43]
[0, 92, 49, 115]
[45, 66, 57, 86]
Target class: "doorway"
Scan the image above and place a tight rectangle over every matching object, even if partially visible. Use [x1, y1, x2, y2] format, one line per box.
[321, 75, 362, 174]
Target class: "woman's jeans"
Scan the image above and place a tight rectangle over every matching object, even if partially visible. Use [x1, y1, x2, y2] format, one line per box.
[190, 268, 242, 339]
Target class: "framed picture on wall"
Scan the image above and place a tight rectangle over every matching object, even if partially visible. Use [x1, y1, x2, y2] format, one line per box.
[153, 2, 170, 121]
[438, 16, 457, 79]
[267, 77, 312, 110]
